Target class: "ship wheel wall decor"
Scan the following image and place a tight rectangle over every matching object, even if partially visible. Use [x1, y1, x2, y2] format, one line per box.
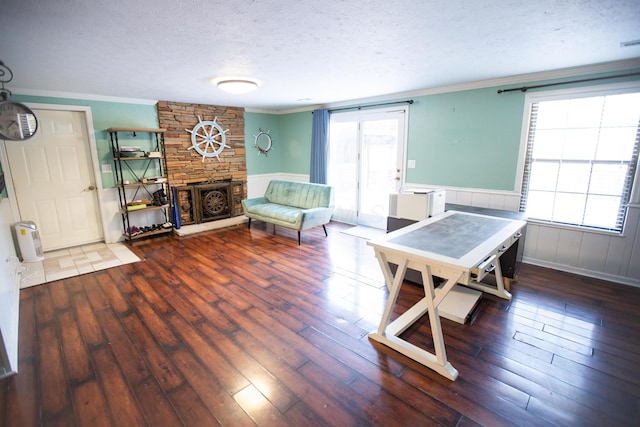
[186, 115, 230, 162]
[253, 129, 273, 156]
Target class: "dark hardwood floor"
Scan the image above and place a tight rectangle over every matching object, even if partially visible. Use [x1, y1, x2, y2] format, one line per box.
[1, 221, 639, 426]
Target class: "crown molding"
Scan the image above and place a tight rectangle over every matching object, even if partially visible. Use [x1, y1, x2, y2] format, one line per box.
[244, 107, 286, 114]
[245, 105, 320, 115]
[13, 59, 640, 113]
[12, 88, 158, 105]
[403, 58, 640, 97]
[267, 58, 640, 115]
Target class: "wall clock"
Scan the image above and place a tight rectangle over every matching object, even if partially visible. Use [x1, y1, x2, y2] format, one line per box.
[186, 115, 229, 162]
[0, 61, 38, 141]
[0, 100, 38, 141]
[253, 129, 273, 156]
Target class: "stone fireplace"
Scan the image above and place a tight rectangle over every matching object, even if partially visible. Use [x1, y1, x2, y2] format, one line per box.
[157, 101, 247, 226]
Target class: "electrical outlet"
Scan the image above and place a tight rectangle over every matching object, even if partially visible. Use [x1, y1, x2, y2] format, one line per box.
[101, 164, 112, 173]
[408, 160, 416, 168]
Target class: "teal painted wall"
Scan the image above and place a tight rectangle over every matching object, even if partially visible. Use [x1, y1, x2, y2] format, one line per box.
[10, 95, 158, 188]
[5, 69, 638, 196]
[406, 88, 523, 191]
[271, 92, 523, 190]
[405, 70, 640, 191]
[244, 112, 282, 174]
[3, 96, 298, 194]
[271, 70, 640, 192]
[244, 111, 313, 176]
[279, 112, 312, 175]
[267, 93, 524, 190]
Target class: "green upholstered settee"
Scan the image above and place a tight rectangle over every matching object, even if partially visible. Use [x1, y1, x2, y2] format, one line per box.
[242, 180, 335, 244]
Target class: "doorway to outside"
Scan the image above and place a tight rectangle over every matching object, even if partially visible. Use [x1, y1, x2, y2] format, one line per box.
[328, 107, 408, 229]
[3, 106, 105, 251]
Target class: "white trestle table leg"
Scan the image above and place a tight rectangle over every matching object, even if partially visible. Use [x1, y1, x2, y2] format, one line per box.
[368, 249, 461, 381]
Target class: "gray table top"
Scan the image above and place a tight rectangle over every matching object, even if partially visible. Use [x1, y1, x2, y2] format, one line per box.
[388, 212, 511, 259]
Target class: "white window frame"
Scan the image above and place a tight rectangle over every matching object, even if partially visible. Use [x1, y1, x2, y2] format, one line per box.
[515, 81, 640, 234]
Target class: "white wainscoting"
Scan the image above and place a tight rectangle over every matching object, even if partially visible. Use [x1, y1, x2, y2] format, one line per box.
[441, 187, 522, 212]
[389, 183, 640, 287]
[0, 198, 20, 377]
[102, 187, 125, 244]
[246, 173, 309, 199]
[523, 206, 640, 287]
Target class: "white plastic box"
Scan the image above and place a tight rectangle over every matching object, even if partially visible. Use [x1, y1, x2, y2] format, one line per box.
[389, 190, 446, 221]
[14, 221, 44, 262]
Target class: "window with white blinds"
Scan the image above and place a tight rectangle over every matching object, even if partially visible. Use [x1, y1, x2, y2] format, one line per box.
[520, 88, 640, 233]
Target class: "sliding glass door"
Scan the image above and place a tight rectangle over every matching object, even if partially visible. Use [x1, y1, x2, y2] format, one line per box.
[328, 107, 408, 229]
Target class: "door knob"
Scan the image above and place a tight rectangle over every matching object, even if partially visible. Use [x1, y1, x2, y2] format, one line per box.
[84, 185, 96, 192]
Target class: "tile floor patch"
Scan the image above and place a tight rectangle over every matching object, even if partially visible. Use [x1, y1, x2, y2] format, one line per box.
[73, 256, 92, 265]
[85, 251, 103, 262]
[19, 242, 141, 289]
[58, 258, 76, 269]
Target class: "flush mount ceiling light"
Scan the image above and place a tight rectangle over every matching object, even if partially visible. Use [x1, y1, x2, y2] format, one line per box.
[216, 79, 258, 94]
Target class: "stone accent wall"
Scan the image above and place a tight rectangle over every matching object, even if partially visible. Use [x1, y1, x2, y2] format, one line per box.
[157, 101, 247, 222]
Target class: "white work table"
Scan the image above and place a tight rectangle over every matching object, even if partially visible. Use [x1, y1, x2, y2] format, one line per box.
[367, 210, 526, 380]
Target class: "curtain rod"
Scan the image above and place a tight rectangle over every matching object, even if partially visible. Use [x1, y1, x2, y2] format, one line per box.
[497, 72, 640, 94]
[327, 99, 413, 113]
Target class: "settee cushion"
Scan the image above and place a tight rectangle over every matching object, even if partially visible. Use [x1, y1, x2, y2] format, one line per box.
[247, 202, 301, 224]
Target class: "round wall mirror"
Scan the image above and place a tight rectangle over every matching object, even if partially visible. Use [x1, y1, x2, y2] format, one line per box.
[0, 100, 39, 140]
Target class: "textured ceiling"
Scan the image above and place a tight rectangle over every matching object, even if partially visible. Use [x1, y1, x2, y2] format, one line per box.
[1, 0, 640, 111]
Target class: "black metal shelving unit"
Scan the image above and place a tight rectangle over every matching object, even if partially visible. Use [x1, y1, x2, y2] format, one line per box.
[108, 127, 173, 242]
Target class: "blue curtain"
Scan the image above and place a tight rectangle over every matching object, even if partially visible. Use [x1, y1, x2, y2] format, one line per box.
[310, 108, 330, 184]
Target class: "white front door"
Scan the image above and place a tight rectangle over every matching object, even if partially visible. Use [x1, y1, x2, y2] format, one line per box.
[328, 107, 407, 229]
[5, 109, 103, 251]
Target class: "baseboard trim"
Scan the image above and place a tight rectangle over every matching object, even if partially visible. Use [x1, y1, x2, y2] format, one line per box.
[522, 258, 640, 288]
[174, 216, 247, 236]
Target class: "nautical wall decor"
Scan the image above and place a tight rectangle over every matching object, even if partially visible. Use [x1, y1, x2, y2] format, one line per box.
[253, 129, 273, 156]
[186, 115, 230, 162]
